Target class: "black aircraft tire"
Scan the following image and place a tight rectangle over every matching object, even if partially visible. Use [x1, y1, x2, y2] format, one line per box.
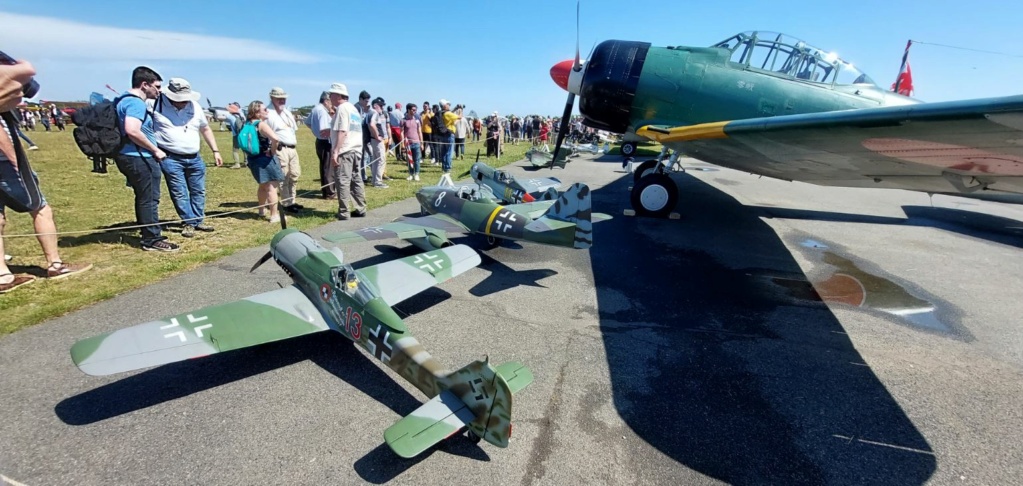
[630, 173, 678, 218]
[632, 159, 660, 184]
[620, 142, 637, 156]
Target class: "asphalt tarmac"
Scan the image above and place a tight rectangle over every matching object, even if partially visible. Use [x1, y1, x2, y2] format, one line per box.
[2, 152, 1022, 485]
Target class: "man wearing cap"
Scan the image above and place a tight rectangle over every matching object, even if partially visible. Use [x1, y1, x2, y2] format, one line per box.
[266, 87, 302, 213]
[436, 99, 459, 173]
[151, 77, 222, 238]
[327, 83, 367, 220]
[306, 91, 335, 199]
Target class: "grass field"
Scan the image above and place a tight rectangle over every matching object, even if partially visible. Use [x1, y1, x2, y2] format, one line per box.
[1, 128, 535, 334]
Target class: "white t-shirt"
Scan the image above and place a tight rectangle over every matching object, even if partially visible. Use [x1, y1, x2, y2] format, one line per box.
[265, 106, 298, 145]
[331, 101, 363, 155]
[150, 96, 208, 154]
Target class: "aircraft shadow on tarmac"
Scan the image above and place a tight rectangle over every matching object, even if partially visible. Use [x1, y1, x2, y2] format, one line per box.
[755, 205, 1023, 249]
[587, 172, 937, 484]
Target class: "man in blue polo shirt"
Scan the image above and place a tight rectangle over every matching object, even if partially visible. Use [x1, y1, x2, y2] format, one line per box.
[114, 66, 179, 252]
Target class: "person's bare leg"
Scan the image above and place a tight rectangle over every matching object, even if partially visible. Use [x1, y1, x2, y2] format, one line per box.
[267, 182, 280, 221]
[30, 204, 60, 266]
[0, 211, 11, 283]
[257, 184, 267, 218]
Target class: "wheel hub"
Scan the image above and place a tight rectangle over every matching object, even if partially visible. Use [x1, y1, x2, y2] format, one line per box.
[640, 184, 669, 211]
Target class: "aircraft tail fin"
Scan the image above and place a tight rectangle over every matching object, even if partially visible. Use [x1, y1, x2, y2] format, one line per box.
[383, 359, 531, 457]
[530, 183, 594, 249]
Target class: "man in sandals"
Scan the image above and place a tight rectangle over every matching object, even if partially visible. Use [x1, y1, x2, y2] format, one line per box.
[0, 58, 91, 293]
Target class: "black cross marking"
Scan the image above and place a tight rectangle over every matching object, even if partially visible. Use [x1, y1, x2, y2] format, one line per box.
[367, 324, 393, 363]
[469, 377, 489, 401]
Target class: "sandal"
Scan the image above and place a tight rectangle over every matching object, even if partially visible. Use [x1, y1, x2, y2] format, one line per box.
[0, 273, 36, 294]
[46, 261, 94, 280]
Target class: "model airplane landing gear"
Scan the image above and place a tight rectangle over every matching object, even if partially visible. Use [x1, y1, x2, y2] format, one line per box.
[620, 141, 637, 156]
[630, 173, 678, 218]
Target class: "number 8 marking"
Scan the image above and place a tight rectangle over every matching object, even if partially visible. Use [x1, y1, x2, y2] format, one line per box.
[435, 191, 446, 207]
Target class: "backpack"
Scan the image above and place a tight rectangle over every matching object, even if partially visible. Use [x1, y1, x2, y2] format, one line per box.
[237, 120, 261, 156]
[71, 94, 145, 158]
[432, 110, 451, 137]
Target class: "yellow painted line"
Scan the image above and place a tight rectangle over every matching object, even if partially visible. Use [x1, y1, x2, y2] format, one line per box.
[637, 121, 730, 143]
[483, 206, 504, 236]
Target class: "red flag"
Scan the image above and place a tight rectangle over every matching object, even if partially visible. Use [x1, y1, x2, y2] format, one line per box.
[891, 62, 914, 96]
[891, 40, 914, 96]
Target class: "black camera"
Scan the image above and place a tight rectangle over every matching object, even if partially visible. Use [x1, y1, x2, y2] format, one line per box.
[0, 50, 40, 99]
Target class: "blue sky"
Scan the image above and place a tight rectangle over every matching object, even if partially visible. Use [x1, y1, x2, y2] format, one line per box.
[1, 0, 1021, 116]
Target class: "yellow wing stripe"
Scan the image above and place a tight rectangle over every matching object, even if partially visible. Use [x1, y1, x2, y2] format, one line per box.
[483, 206, 503, 236]
[636, 121, 730, 143]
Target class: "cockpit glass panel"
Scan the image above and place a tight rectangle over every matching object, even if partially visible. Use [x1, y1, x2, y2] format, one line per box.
[713, 31, 876, 87]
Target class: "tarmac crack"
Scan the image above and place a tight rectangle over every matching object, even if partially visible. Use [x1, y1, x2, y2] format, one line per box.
[520, 349, 571, 486]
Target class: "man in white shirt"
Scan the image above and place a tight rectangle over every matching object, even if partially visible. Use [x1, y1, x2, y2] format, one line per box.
[305, 91, 335, 199]
[327, 83, 366, 220]
[152, 77, 222, 238]
[266, 87, 302, 213]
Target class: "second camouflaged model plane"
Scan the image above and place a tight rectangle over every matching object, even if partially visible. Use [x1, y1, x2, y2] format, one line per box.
[70, 223, 533, 459]
[324, 182, 609, 251]
[470, 161, 561, 204]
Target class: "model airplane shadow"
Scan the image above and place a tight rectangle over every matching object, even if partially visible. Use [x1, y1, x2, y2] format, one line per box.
[354, 438, 491, 484]
[55, 333, 421, 425]
[588, 172, 936, 484]
[755, 205, 1023, 249]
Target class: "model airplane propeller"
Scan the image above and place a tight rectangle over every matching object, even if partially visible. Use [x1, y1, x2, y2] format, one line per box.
[71, 220, 533, 458]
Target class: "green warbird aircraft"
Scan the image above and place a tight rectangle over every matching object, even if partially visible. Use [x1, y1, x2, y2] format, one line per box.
[70, 225, 533, 459]
[324, 182, 609, 251]
[470, 161, 561, 204]
[549, 30, 1023, 216]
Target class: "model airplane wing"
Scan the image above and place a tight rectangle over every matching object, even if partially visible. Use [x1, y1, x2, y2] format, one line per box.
[357, 244, 481, 306]
[517, 176, 561, 194]
[636, 95, 1023, 198]
[323, 214, 469, 245]
[71, 285, 329, 376]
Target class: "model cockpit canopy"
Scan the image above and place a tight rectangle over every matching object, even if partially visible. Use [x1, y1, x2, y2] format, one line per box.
[712, 31, 876, 87]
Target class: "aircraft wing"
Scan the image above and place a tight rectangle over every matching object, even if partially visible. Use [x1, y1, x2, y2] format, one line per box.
[517, 176, 561, 194]
[322, 214, 469, 244]
[357, 244, 481, 306]
[71, 285, 329, 376]
[636, 95, 1023, 198]
[505, 200, 556, 219]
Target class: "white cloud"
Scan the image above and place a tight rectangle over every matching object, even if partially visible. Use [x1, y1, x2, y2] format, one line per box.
[0, 12, 323, 63]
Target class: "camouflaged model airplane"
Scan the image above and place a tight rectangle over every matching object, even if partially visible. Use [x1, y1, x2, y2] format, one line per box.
[470, 161, 561, 204]
[70, 222, 533, 459]
[324, 182, 610, 251]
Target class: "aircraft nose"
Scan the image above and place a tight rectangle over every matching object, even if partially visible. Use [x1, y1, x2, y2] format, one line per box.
[550, 59, 573, 91]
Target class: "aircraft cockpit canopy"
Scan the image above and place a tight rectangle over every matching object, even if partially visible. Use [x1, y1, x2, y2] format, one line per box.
[713, 31, 876, 87]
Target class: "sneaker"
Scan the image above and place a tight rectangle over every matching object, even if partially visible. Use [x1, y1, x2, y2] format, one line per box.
[46, 261, 94, 280]
[269, 215, 281, 224]
[195, 223, 215, 232]
[336, 213, 349, 221]
[229, 163, 241, 169]
[414, 174, 420, 181]
[181, 226, 195, 238]
[283, 205, 302, 214]
[142, 240, 180, 252]
[28, 145, 39, 151]
[352, 210, 367, 218]
[372, 183, 389, 188]
[3, 254, 10, 262]
[407, 175, 414, 181]
[0, 273, 35, 293]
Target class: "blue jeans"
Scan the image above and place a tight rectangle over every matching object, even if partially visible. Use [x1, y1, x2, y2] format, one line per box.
[0, 165, 46, 215]
[407, 143, 421, 175]
[161, 154, 207, 227]
[114, 154, 164, 245]
[441, 134, 455, 172]
[17, 129, 35, 147]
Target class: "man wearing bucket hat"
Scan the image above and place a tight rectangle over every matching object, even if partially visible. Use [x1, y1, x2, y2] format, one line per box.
[326, 83, 367, 220]
[152, 77, 222, 238]
[265, 87, 302, 214]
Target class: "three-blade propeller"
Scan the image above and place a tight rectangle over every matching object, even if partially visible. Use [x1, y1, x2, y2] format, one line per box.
[249, 202, 288, 273]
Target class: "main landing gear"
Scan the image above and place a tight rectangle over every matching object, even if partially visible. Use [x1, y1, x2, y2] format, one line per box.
[629, 159, 679, 218]
[620, 141, 637, 156]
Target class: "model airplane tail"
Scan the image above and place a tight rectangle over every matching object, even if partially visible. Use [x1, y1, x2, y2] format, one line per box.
[383, 359, 533, 458]
[525, 183, 595, 249]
